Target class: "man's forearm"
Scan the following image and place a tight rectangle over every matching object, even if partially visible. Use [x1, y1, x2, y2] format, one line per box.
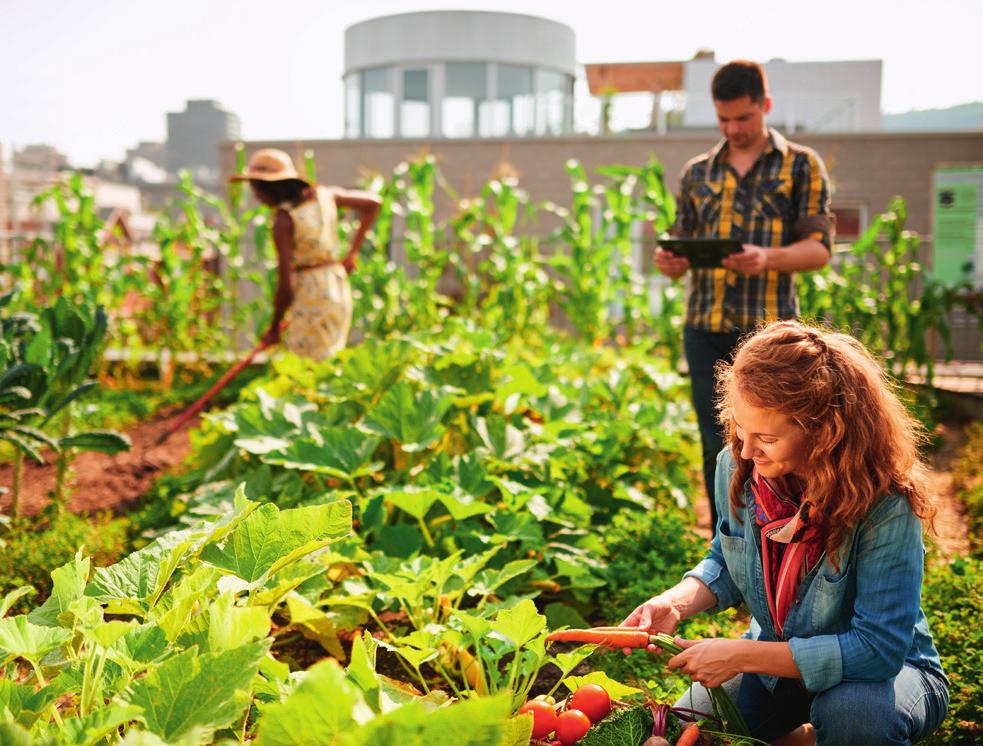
[765, 238, 830, 273]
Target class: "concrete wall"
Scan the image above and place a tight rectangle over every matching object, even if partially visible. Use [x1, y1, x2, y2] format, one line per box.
[221, 130, 983, 238]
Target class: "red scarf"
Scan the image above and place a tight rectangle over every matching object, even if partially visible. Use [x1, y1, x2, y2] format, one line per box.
[750, 469, 827, 637]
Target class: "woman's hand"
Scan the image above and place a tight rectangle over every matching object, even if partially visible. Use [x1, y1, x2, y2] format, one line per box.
[342, 254, 357, 275]
[620, 595, 681, 654]
[666, 637, 746, 688]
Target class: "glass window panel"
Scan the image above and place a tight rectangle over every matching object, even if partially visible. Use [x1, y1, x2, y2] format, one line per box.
[400, 69, 430, 137]
[345, 75, 361, 138]
[442, 63, 486, 138]
[480, 100, 509, 137]
[363, 66, 394, 138]
[537, 70, 569, 136]
[495, 64, 534, 136]
[445, 63, 487, 98]
[442, 98, 475, 138]
[403, 69, 428, 102]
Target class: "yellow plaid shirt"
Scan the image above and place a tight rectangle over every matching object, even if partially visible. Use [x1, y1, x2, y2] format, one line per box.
[676, 128, 832, 332]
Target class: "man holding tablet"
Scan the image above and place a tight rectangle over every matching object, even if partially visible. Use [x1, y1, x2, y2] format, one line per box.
[654, 60, 833, 531]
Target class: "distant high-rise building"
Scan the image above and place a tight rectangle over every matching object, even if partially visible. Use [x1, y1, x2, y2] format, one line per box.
[166, 99, 241, 183]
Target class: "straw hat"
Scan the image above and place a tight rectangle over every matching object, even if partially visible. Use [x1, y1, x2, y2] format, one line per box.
[229, 148, 309, 184]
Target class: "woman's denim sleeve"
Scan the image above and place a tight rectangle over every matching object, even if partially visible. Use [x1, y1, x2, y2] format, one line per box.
[683, 450, 742, 611]
[788, 495, 925, 693]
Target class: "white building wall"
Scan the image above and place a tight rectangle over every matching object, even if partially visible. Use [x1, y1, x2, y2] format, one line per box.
[683, 58, 882, 133]
[345, 11, 576, 75]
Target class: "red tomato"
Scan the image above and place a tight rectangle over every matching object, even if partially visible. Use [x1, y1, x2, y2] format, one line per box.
[555, 709, 592, 745]
[569, 683, 611, 723]
[518, 699, 558, 739]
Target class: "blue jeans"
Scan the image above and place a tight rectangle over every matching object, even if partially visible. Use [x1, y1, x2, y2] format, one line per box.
[683, 326, 744, 530]
[676, 666, 949, 745]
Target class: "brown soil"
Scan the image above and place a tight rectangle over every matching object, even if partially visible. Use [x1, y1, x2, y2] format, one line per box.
[0, 407, 199, 517]
[693, 421, 971, 559]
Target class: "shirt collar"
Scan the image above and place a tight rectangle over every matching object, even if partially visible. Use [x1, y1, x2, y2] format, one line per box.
[709, 127, 789, 168]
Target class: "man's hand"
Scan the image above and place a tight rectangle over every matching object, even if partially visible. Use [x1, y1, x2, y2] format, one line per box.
[722, 244, 769, 275]
[667, 637, 745, 688]
[654, 247, 690, 279]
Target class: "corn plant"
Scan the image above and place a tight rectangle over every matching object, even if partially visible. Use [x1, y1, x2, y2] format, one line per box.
[447, 176, 551, 340]
[346, 171, 419, 338]
[798, 197, 970, 385]
[543, 159, 677, 347]
[10, 174, 142, 354]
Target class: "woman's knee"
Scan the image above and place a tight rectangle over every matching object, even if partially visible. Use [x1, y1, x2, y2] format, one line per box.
[811, 680, 909, 745]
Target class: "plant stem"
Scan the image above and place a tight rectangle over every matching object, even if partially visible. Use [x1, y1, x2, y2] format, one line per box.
[54, 405, 71, 508]
[30, 659, 64, 728]
[11, 449, 23, 516]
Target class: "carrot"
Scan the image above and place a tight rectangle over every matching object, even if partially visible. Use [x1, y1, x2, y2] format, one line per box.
[676, 723, 701, 746]
[545, 628, 651, 648]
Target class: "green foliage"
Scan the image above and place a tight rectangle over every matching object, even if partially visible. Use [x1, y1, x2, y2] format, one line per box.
[952, 423, 983, 559]
[922, 555, 983, 744]
[11, 174, 138, 317]
[0, 512, 127, 615]
[798, 197, 971, 387]
[123, 642, 270, 742]
[0, 494, 355, 742]
[345, 155, 682, 352]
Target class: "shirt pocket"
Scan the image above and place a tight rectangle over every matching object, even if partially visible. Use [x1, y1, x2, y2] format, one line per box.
[719, 532, 749, 597]
[753, 177, 792, 221]
[808, 569, 852, 630]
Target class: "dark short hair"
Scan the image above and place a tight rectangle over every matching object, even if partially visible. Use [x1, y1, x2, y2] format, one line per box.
[711, 61, 768, 103]
[250, 178, 308, 207]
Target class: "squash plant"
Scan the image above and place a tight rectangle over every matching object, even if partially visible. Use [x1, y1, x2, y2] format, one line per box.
[0, 490, 353, 743]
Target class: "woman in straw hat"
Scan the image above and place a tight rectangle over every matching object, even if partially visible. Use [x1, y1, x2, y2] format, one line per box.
[231, 148, 381, 360]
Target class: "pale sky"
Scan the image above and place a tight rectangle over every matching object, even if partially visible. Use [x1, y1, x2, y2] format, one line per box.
[3, 0, 981, 166]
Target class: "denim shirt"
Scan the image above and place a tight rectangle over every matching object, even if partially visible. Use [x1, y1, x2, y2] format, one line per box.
[684, 449, 946, 694]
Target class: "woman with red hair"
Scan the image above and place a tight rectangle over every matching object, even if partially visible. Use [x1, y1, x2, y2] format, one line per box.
[623, 320, 948, 745]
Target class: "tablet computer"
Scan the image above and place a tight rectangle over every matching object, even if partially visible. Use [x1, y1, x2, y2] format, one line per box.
[657, 238, 743, 268]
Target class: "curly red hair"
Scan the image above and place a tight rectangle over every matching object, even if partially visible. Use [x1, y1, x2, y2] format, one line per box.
[716, 320, 936, 560]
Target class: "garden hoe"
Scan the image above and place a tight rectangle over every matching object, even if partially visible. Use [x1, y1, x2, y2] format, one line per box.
[155, 335, 278, 445]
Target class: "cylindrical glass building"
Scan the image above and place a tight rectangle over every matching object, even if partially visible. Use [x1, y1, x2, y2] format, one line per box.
[344, 11, 576, 139]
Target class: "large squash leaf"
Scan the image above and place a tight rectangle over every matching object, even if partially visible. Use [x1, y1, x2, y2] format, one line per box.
[255, 659, 364, 746]
[86, 532, 194, 612]
[0, 616, 72, 664]
[363, 382, 451, 452]
[200, 501, 352, 583]
[123, 641, 269, 742]
[338, 692, 512, 746]
[28, 549, 89, 627]
[261, 427, 381, 480]
[59, 704, 144, 746]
